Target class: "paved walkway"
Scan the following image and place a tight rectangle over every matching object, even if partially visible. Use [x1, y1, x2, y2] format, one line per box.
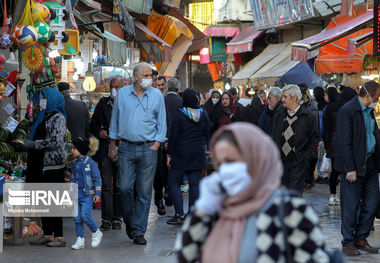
[1, 184, 380, 262]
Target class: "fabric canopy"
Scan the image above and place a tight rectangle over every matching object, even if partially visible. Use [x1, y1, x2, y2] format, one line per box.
[315, 5, 373, 74]
[226, 26, 263, 54]
[249, 43, 299, 87]
[145, 12, 194, 77]
[134, 20, 172, 47]
[168, 8, 209, 54]
[134, 20, 172, 63]
[231, 43, 288, 86]
[203, 25, 240, 37]
[276, 62, 326, 89]
[292, 7, 373, 62]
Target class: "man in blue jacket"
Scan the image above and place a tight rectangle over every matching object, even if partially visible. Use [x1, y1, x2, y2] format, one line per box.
[336, 81, 380, 256]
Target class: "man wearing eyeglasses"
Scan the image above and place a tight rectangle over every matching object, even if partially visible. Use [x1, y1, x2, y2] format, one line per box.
[336, 81, 380, 256]
[109, 62, 167, 245]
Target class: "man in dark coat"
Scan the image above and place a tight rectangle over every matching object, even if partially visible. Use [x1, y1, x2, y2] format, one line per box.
[258, 87, 283, 134]
[58, 82, 89, 140]
[245, 90, 265, 125]
[335, 81, 380, 256]
[153, 78, 183, 215]
[271, 85, 320, 195]
[298, 83, 319, 190]
[90, 77, 123, 231]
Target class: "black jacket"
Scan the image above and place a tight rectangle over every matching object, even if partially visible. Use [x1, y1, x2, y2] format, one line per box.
[167, 109, 209, 171]
[335, 97, 380, 176]
[322, 101, 340, 158]
[271, 106, 320, 163]
[65, 96, 90, 140]
[90, 96, 113, 163]
[245, 96, 264, 125]
[165, 92, 183, 137]
[258, 102, 283, 134]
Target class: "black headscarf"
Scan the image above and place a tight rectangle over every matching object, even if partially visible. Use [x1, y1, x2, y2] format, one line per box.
[182, 88, 200, 109]
[339, 87, 357, 105]
[326, 87, 339, 103]
[314, 86, 327, 110]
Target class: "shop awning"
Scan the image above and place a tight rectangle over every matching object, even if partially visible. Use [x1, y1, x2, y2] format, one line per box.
[231, 43, 288, 86]
[276, 62, 326, 89]
[249, 43, 299, 86]
[203, 25, 240, 38]
[292, 9, 373, 61]
[145, 12, 194, 76]
[347, 31, 373, 55]
[134, 20, 172, 47]
[313, 5, 373, 74]
[226, 26, 263, 54]
[134, 20, 172, 62]
[103, 31, 127, 65]
[167, 8, 209, 54]
[102, 31, 126, 42]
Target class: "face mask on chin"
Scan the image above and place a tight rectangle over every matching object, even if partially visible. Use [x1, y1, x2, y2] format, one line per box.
[139, 78, 152, 89]
[369, 101, 378, 108]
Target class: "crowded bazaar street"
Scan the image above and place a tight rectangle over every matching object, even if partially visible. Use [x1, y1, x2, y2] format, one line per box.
[0, 184, 380, 263]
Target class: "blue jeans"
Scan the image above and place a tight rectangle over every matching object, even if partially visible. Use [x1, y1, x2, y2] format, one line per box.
[118, 141, 157, 236]
[340, 156, 380, 246]
[168, 169, 202, 216]
[74, 195, 98, 238]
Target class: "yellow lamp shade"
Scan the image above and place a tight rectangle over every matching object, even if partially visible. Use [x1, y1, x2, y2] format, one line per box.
[83, 75, 96, 92]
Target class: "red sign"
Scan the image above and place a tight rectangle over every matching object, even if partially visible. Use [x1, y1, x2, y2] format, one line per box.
[374, 0, 380, 56]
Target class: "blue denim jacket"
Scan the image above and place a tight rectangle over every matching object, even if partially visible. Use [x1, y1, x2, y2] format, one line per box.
[70, 156, 102, 197]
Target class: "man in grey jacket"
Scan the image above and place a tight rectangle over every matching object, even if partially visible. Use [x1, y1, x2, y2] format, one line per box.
[58, 82, 90, 140]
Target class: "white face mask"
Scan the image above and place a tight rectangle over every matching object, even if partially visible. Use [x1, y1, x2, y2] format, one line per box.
[369, 101, 378, 108]
[139, 78, 152, 89]
[111, 88, 117, 99]
[40, 99, 47, 110]
[219, 162, 251, 196]
[211, 98, 219, 105]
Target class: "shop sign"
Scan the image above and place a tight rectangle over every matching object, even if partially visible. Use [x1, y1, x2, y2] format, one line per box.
[250, 0, 314, 30]
[122, 0, 152, 15]
[374, 0, 380, 56]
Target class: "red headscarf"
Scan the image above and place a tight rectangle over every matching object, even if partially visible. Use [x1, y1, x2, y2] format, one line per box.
[219, 92, 241, 126]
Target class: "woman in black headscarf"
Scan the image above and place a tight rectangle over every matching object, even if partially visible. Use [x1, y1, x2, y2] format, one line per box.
[166, 88, 209, 225]
[322, 87, 341, 205]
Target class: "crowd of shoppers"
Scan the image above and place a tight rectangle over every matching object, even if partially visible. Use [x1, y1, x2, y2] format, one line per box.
[22, 61, 380, 261]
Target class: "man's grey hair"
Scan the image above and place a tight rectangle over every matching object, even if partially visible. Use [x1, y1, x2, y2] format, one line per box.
[282, 84, 302, 104]
[268, 87, 283, 100]
[167, 78, 180, 92]
[132, 62, 152, 78]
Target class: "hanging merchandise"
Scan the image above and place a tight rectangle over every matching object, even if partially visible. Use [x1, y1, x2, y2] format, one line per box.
[33, 3, 52, 24]
[17, 25, 38, 47]
[0, 34, 12, 49]
[45, 2, 70, 50]
[11, 25, 23, 45]
[22, 47, 44, 72]
[0, 0, 11, 50]
[17, 0, 52, 26]
[34, 22, 52, 43]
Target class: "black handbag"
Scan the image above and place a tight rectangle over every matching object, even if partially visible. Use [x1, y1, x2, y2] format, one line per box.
[279, 190, 345, 263]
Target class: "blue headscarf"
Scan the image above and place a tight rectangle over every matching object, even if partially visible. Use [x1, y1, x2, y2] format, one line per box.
[29, 87, 67, 140]
[182, 88, 200, 109]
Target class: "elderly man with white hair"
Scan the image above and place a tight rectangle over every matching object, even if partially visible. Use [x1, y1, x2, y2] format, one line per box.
[258, 87, 283, 134]
[270, 84, 320, 195]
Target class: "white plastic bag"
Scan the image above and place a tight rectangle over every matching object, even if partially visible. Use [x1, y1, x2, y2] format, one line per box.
[320, 154, 332, 174]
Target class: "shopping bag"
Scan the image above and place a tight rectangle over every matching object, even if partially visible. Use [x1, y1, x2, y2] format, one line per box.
[320, 154, 332, 174]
